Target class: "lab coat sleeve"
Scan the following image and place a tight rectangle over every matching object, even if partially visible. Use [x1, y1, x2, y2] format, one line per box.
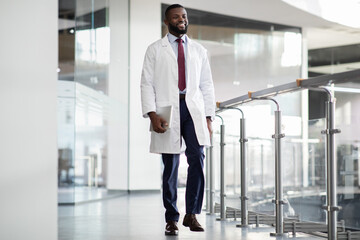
[140, 45, 157, 118]
[199, 49, 215, 121]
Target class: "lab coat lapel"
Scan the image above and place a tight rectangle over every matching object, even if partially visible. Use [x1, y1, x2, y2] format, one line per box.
[186, 37, 193, 89]
[161, 36, 177, 62]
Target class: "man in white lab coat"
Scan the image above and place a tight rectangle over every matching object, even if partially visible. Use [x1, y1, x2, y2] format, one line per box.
[140, 4, 215, 236]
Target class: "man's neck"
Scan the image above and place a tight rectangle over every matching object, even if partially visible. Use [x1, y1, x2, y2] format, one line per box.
[169, 30, 184, 38]
[169, 32, 185, 39]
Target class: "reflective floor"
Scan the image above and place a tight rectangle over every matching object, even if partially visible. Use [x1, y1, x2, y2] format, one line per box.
[58, 189, 323, 240]
[58, 187, 126, 205]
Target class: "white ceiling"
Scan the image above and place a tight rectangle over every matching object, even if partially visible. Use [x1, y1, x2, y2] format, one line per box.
[162, 0, 360, 49]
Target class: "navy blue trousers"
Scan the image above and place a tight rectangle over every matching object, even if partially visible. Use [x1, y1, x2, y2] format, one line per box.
[162, 99, 205, 222]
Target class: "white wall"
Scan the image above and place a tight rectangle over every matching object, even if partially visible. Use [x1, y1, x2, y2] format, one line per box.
[107, 0, 130, 190]
[0, 0, 58, 239]
[128, 0, 162, 190]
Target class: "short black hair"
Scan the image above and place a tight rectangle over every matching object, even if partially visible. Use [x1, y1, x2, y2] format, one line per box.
[165, 4, 185, 19]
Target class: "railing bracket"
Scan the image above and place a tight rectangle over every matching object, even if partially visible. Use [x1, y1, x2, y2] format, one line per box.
[321, 129, 341, 135]
[272, 133, 285, 139]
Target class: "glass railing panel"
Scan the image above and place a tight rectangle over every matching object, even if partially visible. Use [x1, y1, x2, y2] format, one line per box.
[333, 85, 360, 230]
[275, 90, 326, 224]
[212, 70, 360, 239]
[215, 85, 360, 229]
[213, 100, 278, 215]
[247, 138, 275, 214]
[213, 88, 333, 224]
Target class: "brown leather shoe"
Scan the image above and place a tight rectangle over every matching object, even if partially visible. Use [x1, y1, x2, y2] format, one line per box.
[165, 221, 178, 235]
[183, 214, 204, 232]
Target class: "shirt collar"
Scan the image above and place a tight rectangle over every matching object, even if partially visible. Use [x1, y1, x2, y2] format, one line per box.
[167, 33, 187, 44]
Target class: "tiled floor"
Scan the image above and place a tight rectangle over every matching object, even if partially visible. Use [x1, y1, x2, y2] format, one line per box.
[58, 189, 323, 240]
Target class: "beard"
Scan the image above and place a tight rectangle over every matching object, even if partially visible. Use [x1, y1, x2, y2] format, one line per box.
[168, 22, 188, 35]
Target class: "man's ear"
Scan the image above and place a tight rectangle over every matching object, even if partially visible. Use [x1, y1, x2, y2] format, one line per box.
[164, 19, 168, 26]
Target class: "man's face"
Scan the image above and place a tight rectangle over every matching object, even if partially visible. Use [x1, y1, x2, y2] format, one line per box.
[165, 7, 188, 36]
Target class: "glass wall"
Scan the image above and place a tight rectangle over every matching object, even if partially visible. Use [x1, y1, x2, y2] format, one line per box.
[58, 0, 77, 203]
[308, 44, 360, 77]
[58, 0, 125, 204]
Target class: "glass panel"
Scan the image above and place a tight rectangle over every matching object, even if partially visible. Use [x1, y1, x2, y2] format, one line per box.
[308, 40, 360, 229]
[58, 0, 77, 203]
[308, 44, 360, 76]
[58, 0, 126, 204]
[196, 30, 301, 101]
[73, 0, 110, 202]
[334, 88, 360, 230]
[74, 0, 109, 93]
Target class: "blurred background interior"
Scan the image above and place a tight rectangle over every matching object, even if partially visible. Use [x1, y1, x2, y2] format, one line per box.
[2, 0, 360, 239]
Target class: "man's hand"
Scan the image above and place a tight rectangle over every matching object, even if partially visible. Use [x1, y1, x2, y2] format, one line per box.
[206, 117, 212, 137]
[148, 112, 168, 133]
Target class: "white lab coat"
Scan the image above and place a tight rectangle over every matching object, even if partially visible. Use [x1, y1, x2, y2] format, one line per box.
[141, 35, 215, 154]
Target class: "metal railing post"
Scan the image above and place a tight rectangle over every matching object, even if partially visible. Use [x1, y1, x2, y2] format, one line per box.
[219, 121, 226, 220]
[307, 87, 341, 240]
[214, 114, 226, 220]
[205, 146, 210, 212]
[208, 135, 215, 215]
[239, 117, 249, 226]
[270, 109, 286, 236]
[221, 107, 249, 227]
[249, 97, 286, 236]
[323, 99, 341, 240]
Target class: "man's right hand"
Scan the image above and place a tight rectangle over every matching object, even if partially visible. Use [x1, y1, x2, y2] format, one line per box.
[148, 112, 168, 133]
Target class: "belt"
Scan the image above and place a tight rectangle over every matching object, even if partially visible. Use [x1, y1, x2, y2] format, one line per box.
[179, 94, 186, 100]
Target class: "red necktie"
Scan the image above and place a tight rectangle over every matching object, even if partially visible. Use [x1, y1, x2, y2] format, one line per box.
[176, 38, 186, 91]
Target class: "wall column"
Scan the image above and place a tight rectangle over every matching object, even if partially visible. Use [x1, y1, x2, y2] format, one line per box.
[0, 0, 58, 239]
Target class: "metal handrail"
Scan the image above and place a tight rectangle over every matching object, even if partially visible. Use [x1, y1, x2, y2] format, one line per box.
[214, 69, 360, 240]
[218, 68, 360, 109]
